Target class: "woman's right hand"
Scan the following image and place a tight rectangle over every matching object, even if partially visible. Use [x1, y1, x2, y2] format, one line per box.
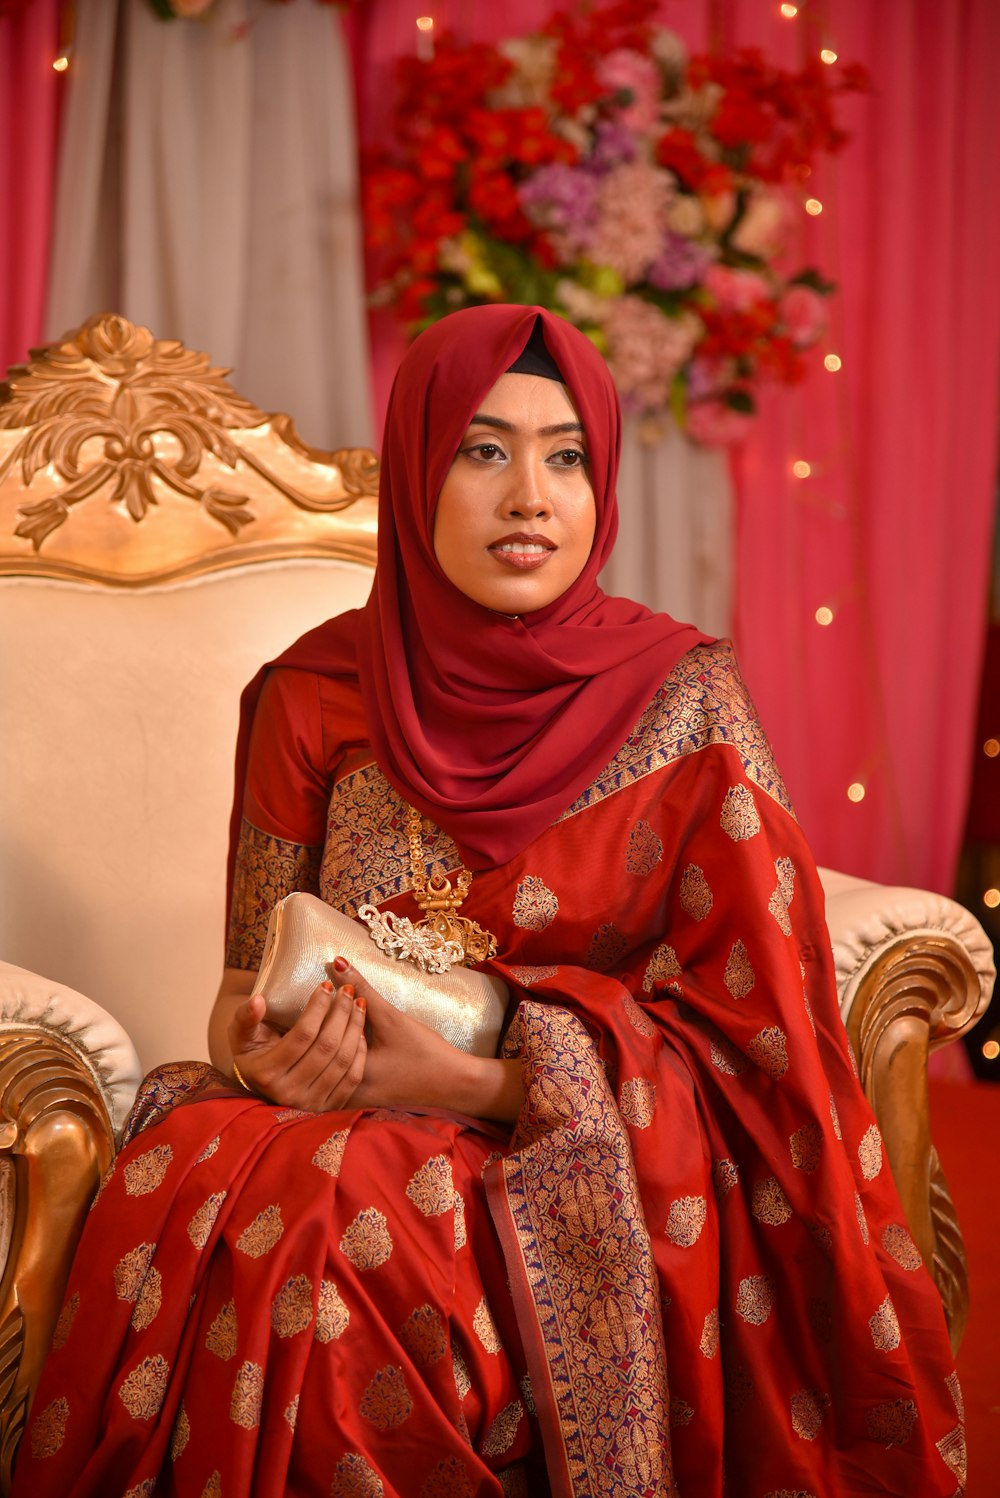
[226, 980, 367, 1111]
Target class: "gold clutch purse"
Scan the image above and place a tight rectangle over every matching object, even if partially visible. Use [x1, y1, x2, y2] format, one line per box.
[255, 893, 508, 1058]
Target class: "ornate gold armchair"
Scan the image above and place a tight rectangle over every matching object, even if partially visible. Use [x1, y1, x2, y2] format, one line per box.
[0, 316, 993, 1488]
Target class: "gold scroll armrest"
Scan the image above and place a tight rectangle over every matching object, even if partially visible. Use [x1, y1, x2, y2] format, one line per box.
[0, 962, 141, 1490]
[820, 868, 995, 1353]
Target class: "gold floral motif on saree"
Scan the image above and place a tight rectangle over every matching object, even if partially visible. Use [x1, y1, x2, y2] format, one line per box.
[196, 1135, 220, 1162]
[339, 1207, 393, 1270]
[123, 1143, 173, 1196]
[868, 1296, 901, 1351]
[720, 783, 762, 841]
[678, 862, 713, 921]
[723, 939, 755, 999]
[945, 1369, 965, 1420]
[520, 1373, 536, 1415]
[857, 1123, 883, 1180]
[709, 1033, 746, 1076]
[560, 641, 795, 823]
[187, 1191, 227, 1250]
[473, 1296, 504, 1354]
[880, 1223, 923, 1271]
[330, 1453, 385, 1498]
[131, 1265, 163, 1331]
[511, 875, 559, 932]
[557, 1172, 615, 1238]
[29, 1396, 69, 1459]
[768, 856, 797, 936]
[227, 818, 323, 968]
[936, 1425, 968, 1486]
[642, 940, 681, 993]
[481, 1399, 525, 1457]
[420, 1456, 476, 1498]
[170, 1403, 190, 1461]
[829, 1094, 842, 1139]
[453, 1190, 468, 1249]
[855, 1192, 870, 1244]
[315, 1279, 350, 1342]
[451, 1343, 472, 1401]
[751, 1178, 793, 1227]
[789, 1122, 823, 1172]
[52, 1291, 79, 1351]
[399, 1304, 447, 1367]
[585, 1294, 646, 1359]
[790, 1390, 829, 1442]
[359, 1366, 413, 1430]
[618, 1077, 657, 1129]
[625, 818, 663, 875]
[114, 1242, 156, 1303]
[205, 1300, 238, 1360]
[124, 1481, 156, 1498]
[321, 761, 459, 919]
[271, 1274, 314, 1338]
[312, 1128, 350, 1176]
[236, 1203, 284, 1259]
[735, 1274, 775, 1325]
[621, 991, 656, 1037]
[763, 1490, 816, 1498]
[665, 1194, 708, 1246]
[746, 1026, 789, 1078]
[865, 1397, 917, 1445]
[712, 1159, 739, 1198]
[200, 1472, 221, 1498]
[669, 1397, 695, 1427]
[284, 1394, 300, 1431]
[586, 921, 628, 970]
[118, 1353, 170, 1421]
[507, 964, 559, 985]
[699, 1307, 720, 1358]
[230, 1360, 264, 1429]
[498, 1465, 530, 1497]
[406, 1154, 455, 1216]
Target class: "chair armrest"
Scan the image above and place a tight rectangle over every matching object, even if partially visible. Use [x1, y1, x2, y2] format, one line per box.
[819, 868, 995, 1352]
[0, 963, 142, 1489]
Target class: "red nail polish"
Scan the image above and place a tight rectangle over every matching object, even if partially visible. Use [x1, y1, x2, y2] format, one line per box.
[320, 979, 334, 993]
[341, 984, 355, 1000]
[333, 955, 349, 973]
[355, 995, 367, 1011]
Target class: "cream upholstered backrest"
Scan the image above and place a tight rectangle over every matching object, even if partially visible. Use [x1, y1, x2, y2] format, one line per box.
[0, 316, 377, 1072]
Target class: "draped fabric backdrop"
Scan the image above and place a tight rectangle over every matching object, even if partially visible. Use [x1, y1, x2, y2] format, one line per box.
[2, 0, 998, 893]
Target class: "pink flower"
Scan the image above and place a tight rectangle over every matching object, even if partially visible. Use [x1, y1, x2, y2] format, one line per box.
[588, 161, 675, 282]
[728, 189, 791, 259]
[602, 296, 701, 411]
[780, 284, 827, 348]
[705, 264, 772, 312]
[596, 49, 662, 135]
[685, 399, 755, 447]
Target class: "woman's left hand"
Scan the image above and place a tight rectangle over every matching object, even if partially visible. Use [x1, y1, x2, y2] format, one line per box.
[334, 959, 524, 1123]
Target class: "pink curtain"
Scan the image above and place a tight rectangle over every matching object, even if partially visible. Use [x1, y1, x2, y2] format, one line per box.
[352, 0, 1000, 895]
[0, 0, 62, 374]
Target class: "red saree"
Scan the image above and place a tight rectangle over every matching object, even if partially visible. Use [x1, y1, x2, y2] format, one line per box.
[15, 642, 964, 1497]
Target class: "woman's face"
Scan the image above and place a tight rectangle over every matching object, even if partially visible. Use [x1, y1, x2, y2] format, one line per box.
[432, 372, 597, 615]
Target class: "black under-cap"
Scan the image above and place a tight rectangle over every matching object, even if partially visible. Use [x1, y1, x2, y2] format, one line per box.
[506, 317, 564, 382]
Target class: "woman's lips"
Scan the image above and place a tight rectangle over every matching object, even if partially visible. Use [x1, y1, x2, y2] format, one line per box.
[487, 534, 556, 570]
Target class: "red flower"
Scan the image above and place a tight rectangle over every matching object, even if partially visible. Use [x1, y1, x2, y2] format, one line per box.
[656, 129, 734, 196]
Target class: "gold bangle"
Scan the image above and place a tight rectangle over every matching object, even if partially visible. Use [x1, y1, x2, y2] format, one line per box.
[231, 1059, 262, 1098]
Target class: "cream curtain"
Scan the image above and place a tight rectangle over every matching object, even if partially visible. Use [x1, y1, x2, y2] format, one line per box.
[45, 0, 372, 448]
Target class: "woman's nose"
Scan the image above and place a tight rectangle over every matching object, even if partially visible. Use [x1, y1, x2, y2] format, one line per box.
[501, 458, 550, 518]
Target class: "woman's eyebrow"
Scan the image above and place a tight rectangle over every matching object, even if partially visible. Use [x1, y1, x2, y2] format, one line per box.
[467, 413, 586, 437]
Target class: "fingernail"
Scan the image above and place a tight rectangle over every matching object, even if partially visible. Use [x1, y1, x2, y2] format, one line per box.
[333, 955, 349, 973]
[341, 984, 355, 1000]
[355, 995, 366, 1011]
[321, 980, 334, 993]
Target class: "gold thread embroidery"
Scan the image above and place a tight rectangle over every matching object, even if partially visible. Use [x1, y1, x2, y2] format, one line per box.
[520, 1374, 536, 1416]
[735, 1274, 775, 1325]
[512, 875, 559, 932]
[746, 1026, 789, 1078]
[170, 1403, 190, 1461]
[710, 1034, 746, 1075]
[420, 1457, 475, 1498]
[829, 1094, 842, 1140]
[855, 1192, 870, 1244]
[359, 1366, 413, 1430]
[400, 1304, 447, 1367]
[936, 1425, 967, 1484]
[330, 1453, 385, 1497]
[114, 1242, 156, 1303]
[498, 1467, 530, 1497]
[665, 1195, 707, 1247]
[945, 1369, 964, 1421]
[472, 1296, 503, 1354]
[625, 819, 663, 875]
[312, 1128, 350, 1176]
[790, 1122, 822, 1172]
[30, 1397, 69, 1459]
[669, 1397, 694, 1427]
[881, 1223, 923, 1271]
[586, 922, 628, 970]
[724, 939, 755, 998]
[679, 863, 713, 921]
[451, 1343, 472, 1400]
[124, 1482, 157, 1498]
[768, 856, 797, 936]
[131, 1266, 162, 1331]
[720, 784, 761, 841]
[406, 1155, 455, 1216]
[230, 1360, 264, 1429]
[188, 1192, 227, 1250]
[227, 819, 322, 968]
[119, 1354, 170, 1421]
[284, 1395, 300, 1431]
[197, 1135, 220, 1162]
[869, 1296, 901, 1352]
[618, 1077, 657, 1129]
[621, 992, 656, 1037]
[340, 1208, 393, 1270]
[272, 1274, 314, 1338]
[585, 1294, 645, 1358]
[123, 1143, 173, 1196]
[200, 1472, 222, 1498]
[206, 1300, 238, 1359]
[558, 1173, 615, 1238]
[482, 1400, 525, 1457]
[713, 1159, 739, 1198]
[615, 1420, 661, 1487]
[508, 964, 558, 985]
[858, 1124, 883, 1180]
[699, 1307, 720, 1358]
[52, 1291, 79, 1351]
[236, 1204, 284, 1259]
[865, 1399, 917, 1445]
[453, 1190, 467, 1250]
[642, 941, 681, 993]
[751, 1178, 793, 1226]
[791, 1390, 829, 1441]
[315, 1279, 351, 1342]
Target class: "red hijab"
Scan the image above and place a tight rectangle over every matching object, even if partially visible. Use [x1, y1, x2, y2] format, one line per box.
[229, 305, 709, 889]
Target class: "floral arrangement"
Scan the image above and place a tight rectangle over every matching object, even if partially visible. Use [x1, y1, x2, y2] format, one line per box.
[364, 0, 867, 445]
[147, 0, 354, 17]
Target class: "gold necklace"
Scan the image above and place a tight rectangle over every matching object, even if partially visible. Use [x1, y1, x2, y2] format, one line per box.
[406, 806, 498, 966]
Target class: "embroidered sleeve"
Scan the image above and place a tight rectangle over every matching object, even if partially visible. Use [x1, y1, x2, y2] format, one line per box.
[225, 819, 323, 970]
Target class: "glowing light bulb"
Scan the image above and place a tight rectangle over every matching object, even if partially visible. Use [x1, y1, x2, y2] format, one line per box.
[815, 606, 834, 626]
[984, 738, 999, 758]
[847, 783, 866, 803]
[805, 198, 824, 216]
[416, 15, 434, 60]
[416, 15, 434, 29]
[820, 48, 838, 64]
[984, 1039, 1000, 1061]
[792, 460, 812, 479]
[780, 3, 799, 16]
[52, 52, 70, 72]
[985, 888, 1000, 909]
[824, 354, 842, 372]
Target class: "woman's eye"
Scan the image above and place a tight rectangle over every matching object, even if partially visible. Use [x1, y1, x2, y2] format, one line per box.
[552, 449, 587, 467]
[466, 442, 504, 461]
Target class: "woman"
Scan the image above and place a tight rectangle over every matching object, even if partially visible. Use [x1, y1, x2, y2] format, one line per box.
[16, 306, 962, 1497]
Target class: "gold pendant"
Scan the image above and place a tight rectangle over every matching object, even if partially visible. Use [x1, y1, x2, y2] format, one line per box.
[407, 809, 498, 968]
